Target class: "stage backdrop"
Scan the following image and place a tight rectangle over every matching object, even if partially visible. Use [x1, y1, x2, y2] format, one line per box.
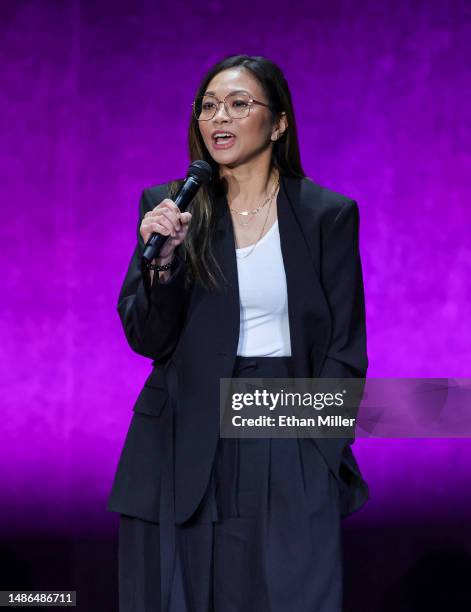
[1, 0, 470, 609]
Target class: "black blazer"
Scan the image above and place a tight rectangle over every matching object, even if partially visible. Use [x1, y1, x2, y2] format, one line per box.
[107, 173, 370, 524]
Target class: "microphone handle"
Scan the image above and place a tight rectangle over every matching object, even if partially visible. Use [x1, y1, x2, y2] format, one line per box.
[141, 176, 201, 265]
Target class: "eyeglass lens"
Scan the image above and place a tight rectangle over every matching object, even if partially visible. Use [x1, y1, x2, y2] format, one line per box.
[194, 92, 251, 120]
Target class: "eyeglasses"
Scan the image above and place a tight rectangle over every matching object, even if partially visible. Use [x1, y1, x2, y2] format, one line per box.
[192, 91, 272, 121]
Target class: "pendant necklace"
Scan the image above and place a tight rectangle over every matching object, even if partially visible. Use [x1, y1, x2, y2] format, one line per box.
[235, 182, 279, 259]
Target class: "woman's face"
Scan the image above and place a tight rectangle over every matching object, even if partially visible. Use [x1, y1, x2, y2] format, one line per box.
[197, 68, 282, 169]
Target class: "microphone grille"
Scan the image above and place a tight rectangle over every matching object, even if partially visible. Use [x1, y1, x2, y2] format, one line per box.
[187, 160, 212, 185]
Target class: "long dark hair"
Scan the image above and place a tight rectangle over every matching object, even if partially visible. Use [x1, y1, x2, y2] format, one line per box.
[169, 54, 306, 293]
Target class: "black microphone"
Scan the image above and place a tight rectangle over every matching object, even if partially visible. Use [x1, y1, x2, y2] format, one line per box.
[141, 160, 212, 267]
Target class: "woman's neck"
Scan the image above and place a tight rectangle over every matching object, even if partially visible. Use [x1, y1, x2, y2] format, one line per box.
[220, 164, 279, 209]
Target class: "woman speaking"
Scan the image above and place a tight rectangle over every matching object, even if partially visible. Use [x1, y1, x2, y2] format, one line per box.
[107, 53, 370, 611]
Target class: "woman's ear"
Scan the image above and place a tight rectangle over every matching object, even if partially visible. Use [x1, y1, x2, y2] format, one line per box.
[271, 112, 288, 141]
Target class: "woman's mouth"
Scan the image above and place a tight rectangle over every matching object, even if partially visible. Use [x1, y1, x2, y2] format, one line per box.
[212, 132, 236, 149]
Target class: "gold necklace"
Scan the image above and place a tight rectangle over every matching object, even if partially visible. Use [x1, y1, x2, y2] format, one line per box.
[229, 172, 279, 227]
[233, 176, 280, 228]
[235, 182, 279, 259]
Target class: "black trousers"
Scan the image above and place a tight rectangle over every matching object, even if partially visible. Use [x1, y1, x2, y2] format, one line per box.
[118, 356, 343, 611]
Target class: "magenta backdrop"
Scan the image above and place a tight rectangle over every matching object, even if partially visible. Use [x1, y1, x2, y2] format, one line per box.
[1, 0, 470, 535]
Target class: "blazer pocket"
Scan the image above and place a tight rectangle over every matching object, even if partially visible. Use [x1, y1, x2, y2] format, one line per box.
[133, 384, 169, 417]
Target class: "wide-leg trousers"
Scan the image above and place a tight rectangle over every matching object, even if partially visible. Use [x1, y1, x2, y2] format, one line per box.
[118, 356, 343, 611]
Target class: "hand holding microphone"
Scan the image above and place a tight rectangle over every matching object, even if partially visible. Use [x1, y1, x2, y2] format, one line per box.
[140, 160, 212, 285]
[140, 201, 192, 260]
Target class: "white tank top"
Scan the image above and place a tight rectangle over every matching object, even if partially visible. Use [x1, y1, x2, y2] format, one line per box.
[235, 219, 292, 357]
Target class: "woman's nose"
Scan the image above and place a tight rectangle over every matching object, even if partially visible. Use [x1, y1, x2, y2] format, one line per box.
[213, 101, 231, 121]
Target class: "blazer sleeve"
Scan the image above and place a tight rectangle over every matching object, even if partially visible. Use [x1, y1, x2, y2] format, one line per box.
[116, 187, 189, 363]
[319, 200, 368, 379]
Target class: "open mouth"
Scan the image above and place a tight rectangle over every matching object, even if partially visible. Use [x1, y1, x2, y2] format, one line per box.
[212, 132, 236, 148]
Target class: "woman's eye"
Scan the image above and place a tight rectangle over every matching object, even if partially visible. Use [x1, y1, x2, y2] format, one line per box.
[233, 100, 249, 107]
[203, 102, 215, 110]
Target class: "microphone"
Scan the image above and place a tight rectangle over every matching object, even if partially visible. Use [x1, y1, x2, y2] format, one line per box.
[141, 160, 212, 267]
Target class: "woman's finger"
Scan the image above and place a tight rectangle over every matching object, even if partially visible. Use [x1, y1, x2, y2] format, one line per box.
[148, 208, 180, 235]
[153, 199, 180, 218]
[142, 220, 176, 243]
[157, 207, 181, 231]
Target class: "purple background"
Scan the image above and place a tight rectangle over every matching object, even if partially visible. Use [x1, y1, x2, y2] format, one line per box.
[1, 0, 470, 563]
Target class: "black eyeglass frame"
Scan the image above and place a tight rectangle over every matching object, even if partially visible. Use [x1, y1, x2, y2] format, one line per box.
[192, 92, 273, 121]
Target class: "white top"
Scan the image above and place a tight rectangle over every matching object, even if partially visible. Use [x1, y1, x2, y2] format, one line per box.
[235, 219, 292, 357]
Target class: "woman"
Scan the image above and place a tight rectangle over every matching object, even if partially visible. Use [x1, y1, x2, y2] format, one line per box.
[107, 54, 370, 611]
